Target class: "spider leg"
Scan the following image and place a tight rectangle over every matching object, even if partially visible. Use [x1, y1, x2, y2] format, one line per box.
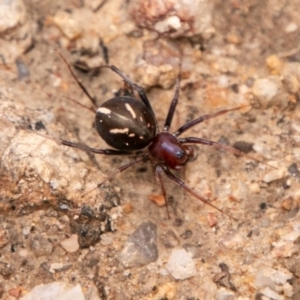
[19, 126, 133, 155]
[61, 139, 132, 155]
[161, 166, 237, 220]
[154, 165, 171, 219]
[179, 137, 276, 169]
[101, 65, 157, 122]
[163, 74, 181, 132]
[57, 51, 97, 109]
[63, 96, 96, 113]
[174, 106, 248, 136]
[83, 154, 148, 197]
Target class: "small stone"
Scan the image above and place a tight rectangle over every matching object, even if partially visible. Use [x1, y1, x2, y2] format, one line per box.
[281, 197, 293, 211]
[22, 226, 31, 236]
[285, 22, 298, 33]
[160, 230, 179, 248]
[260, 287, 284, 300]
[147, 282, 176, 300]
[0, 0, 32, 63]
[60, 234, 79, 253]
[282, 74, 300, 94]
[83, 251, 99, 268]
[18, 249, 30, 258]
[21, 282, 85, 300]
[130, 0, 214, 39]
[30, 235, 53, 257]
[0, 230, 8, 248]
[249, 182, 261, 193]
[0, 0, 26, 32]
[122, 202, 133, 214]
[166, 249, 197, 280]
[272, 241, 297, 258]
[207, 212, 218, 227]
[255, 265, 292, 289]
[100, 232, 114, 246]
[252, 142, 271, 158]
[148, 194, 166, 207]
[216, 288, 235, 300]
[49, 263, 64, 273]
[263, 168, 286, 183]
[288, 163, 299, 177]
[233, 141, 253, 154]
[8, 287, 22, 298]
[118, 222, 158, 267]
[182, 244, 201, 258]
[52, 10, 82, 40]
[0, 261, 14, 277]
[134, 40, 180, 89]
[266, 55, 283, 75]
[252, 77, 285, 108]
[226, 33, 241, 44]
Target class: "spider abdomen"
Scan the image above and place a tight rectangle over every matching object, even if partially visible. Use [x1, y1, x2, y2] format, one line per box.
[95, 96, 157, 151]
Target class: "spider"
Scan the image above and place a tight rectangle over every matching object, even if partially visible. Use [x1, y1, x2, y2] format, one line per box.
[30, 54, 266, 219]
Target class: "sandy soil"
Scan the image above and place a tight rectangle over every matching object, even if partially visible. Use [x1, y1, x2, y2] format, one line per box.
[1, 0, 300, 299]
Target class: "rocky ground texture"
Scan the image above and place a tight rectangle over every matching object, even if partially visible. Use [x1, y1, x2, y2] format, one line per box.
[1, 0, 300, 299]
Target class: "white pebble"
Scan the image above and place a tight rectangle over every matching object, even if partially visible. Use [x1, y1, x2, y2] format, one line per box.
[263, 168, 286, 183]
[260, 287, 284, 300]
[285, 22, 298, 33]
[166, 249, 197, 280]
[252, 77, 282, 107]
[60, 234, 79, 253]
[216, 288, 235, 300]
[21, 282, 85, 300]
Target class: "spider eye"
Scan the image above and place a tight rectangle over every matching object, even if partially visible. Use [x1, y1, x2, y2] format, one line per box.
[176, 150, 184, 159]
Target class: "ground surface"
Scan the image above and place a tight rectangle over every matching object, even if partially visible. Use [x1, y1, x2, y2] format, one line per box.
[1, 0, 300, 299]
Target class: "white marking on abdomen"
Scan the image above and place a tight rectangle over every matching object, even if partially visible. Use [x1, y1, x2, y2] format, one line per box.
[110, 128, 129, 134]
[97, 107, 111, 114]
[125, 103, 136, 119]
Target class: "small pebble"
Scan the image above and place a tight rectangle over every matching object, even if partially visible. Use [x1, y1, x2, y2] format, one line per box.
[255, 266, 292, 289]
[207, 212, 218, 227]
[49, 263, 64, 273]
[260, 287, 284, 300]
[0, 230, 8, 248]
[100, 232, 114, 246]
[60, 234, 79, 253]
[252, 142, 271, 158]
[30, 235, 53, 257]
[148, 194, 166, 207]
[16, 59, 30, 79]
[288, 162, 299, 177]
[21, 282, 85, 300]
[118, 222, 158, 267]
[0, 0, 26, 32]
[83, 251, 99, 268]
[0, 261, 14, 277]
[282, 74, 299, 94]
[266, 55, 283, 75]
[216, 288, 235, 300]
[8, 287, 22, 298]
[281, 197, 293, 211]
[263, 168, 286, 183]
[146, 282, 176, 300]
[130, 0, 214, 38]
[166, 249, 197, 280]
[160, 230, 179, 248]
[252, 77, 284, 108]
[52, 10, 81, 40]
[285, 22, 298, 33]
